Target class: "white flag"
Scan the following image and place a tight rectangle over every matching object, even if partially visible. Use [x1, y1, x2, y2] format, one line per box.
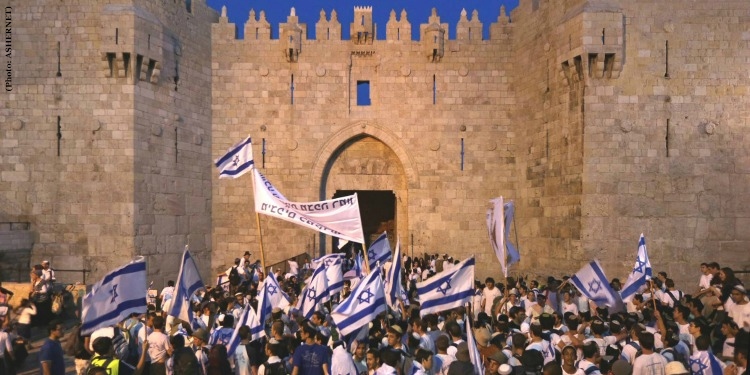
[252, 168, 365, 243]
[487, 197, 507, 277]
[81, 259, 147, 335]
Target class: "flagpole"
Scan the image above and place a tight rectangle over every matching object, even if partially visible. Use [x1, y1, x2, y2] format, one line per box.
[249, 168, 267, 272]
[361, 242, 371, 274]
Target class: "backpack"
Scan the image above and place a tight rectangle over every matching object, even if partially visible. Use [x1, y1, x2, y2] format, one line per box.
[661, 347, 688, 369]
[229, 266, 241, 286]
[263, 361, 288, 375]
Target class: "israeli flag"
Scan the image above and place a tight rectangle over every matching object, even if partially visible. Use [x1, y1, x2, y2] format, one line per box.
[416, 257, 476, 317]
[226, 304, 261, 356]
[167, 249, 205, 324]
[296, 264, 329, 319]
[215, 136, 254, 179]
[331, 267, 386, 336]
[324, 256, 345, 298]
[620, 233, 652, 302]
[466, 315, 486, 375]
[259, 272, 290, 316]
[311, 252, 345, 269]
[81, 259, 147, 335]
[367, 232, 392, 269]
[570, 260, 623, 312]
[689, 350, 725, 375]
[385, 240, 404, 310]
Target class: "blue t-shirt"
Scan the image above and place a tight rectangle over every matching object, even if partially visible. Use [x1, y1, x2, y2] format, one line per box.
[292, 343, 330, 375]
[39, 338, 65, 375]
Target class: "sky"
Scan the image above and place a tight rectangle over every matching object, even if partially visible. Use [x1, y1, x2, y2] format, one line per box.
[205, 0, 521, 40]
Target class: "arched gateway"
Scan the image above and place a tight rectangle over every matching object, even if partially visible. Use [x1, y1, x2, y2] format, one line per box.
[310, 122, 419, 256]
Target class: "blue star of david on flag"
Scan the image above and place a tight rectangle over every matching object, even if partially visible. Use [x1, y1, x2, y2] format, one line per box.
[306, 287, 317, 301]
[689, 358, 708, 375]
[588, 279, 602, 294]
[110, 285, 119, 303]
[633, 257, 647, 273]
[437, 279, 452, 295]
[232, 155, 240, 167]
[357, 288, 374, 304]
[267, 284, 278, 296]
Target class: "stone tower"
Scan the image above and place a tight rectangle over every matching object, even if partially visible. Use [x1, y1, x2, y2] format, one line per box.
[0, 0, 217, 284]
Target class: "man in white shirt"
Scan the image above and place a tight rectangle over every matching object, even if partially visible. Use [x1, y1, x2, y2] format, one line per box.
[330, 341, 359, 375]
[482, 278, 503, 317]
[697, 263, 712, 292]
[728, 285, 750, 330]
[632, 332, 667, 374]
[660, 279, 684, 309]
[41, 260, 55, 284]
[160, 281, 175, 304]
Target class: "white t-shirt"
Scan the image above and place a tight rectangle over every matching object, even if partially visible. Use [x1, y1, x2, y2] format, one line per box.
[727, 301, 750, 330]
[632, 352, 668, 375]
[234, 344, 252, 375]
[147, 331, 171, 363]
[160, 286, 175, 301]
[482, 287, 503, 316]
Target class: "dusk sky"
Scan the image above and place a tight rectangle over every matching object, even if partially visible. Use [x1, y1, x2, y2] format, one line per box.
[205, 0, 521, 40]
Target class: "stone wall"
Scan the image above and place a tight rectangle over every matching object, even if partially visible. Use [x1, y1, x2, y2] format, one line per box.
[211, 7, 517, 278]
[580, 0, 750, 281]
[0, 0, 217, 285]
[2, 0, 748, 290]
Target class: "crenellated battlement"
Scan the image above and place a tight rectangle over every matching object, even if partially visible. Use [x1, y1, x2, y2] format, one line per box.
[216, 5, 514, 42]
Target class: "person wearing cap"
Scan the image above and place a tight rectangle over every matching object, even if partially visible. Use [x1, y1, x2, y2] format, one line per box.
[41, 260, 55, 285]
[385, 323, 414, 374]
[632, 331, 667, 374]
[487, 350, 509, 375]
[190, 327, 209, 374]
[728, 285, 750, 330]
[497, 363, 513, 375]
[90, 335, 149, 375]
[664, 361, 689, 375]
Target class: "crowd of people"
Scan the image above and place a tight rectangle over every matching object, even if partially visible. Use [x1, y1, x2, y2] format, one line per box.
[0, 250, 748, 375]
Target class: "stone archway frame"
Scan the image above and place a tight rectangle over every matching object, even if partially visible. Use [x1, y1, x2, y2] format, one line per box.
[310, 120, 420, 195]
[310, 121, 420, 254]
